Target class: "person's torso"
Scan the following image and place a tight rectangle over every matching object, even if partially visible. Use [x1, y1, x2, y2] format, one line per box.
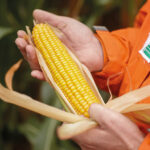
[119, 1, 150, 96]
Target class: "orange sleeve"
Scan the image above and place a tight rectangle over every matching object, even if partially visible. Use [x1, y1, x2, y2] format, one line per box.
[92, 1, 150, 149]
[139, 133, 150, 150]
[92, 0, 150, 95]
[92, 28, 140, 95]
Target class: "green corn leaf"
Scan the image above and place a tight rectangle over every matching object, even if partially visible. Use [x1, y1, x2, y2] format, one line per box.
[0, 27, 14, 40]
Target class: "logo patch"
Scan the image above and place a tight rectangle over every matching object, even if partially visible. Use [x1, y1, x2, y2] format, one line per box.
[139, 34, 150, 63]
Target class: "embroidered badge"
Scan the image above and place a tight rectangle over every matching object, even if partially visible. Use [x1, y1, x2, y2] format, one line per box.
[139, 35, 150, 63]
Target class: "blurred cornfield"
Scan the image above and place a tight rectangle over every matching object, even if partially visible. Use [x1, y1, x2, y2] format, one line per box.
[0, 0, 146, 150]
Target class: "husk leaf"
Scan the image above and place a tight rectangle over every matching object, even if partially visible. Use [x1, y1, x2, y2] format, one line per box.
[105, 85, 150, 112]
[5, 59, 22, 90]
[57, 120, 97, 140]
[0, 83, 88, 123]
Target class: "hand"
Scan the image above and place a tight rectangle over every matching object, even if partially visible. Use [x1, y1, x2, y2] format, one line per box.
[15, 9, 103, 80]
[72, 104, 144, 150]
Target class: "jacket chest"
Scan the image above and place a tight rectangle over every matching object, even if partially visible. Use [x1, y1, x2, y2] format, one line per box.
[119, 14, 150, 95]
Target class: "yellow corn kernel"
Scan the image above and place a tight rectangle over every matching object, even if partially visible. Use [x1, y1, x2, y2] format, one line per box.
[32, 23, 100, 117]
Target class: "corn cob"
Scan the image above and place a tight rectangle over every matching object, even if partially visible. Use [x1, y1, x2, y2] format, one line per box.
[32, 23, 101, 117]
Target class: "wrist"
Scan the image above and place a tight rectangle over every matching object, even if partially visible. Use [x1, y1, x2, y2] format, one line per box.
[94, 34, 108, 71]
[90, 36, 104, 72]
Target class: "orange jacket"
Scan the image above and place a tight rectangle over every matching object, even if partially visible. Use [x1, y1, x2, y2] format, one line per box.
[94, 0, 150, 149]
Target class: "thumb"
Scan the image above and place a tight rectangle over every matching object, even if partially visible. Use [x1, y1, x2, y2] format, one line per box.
[33, 9, 61, 27]
[89, 104, 120, 126]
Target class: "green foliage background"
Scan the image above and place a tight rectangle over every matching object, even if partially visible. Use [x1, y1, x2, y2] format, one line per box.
[0, 0, 145, 149]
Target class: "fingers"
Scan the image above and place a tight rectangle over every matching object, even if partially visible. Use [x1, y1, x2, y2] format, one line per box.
[16, 37, 44, 80]
[33, 9, 61, 27]
[26, 45, 41, 70]
[17, 30, 26, 38]
[16, 29, 41, 69]
[16, 30, 28, 58]
[15, 37, 28, 60]
[89, 104, 140, 132]
[89, 104, 107, 124]
[31, 70, 45, 80]
[89, 104, 123, 127]
[33, 9, 70, 35]
[16, 30, 43, 79]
